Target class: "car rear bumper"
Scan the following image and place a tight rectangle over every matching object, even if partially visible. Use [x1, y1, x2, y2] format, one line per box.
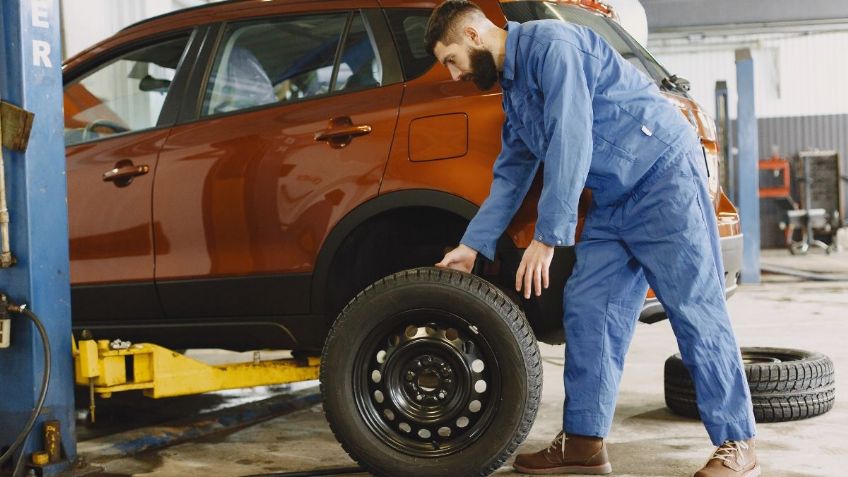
[638, 232, 743, 324]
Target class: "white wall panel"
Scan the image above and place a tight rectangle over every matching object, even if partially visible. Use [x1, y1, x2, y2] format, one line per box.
[61, 0, 213, 60]
[649, 30, 848, 119]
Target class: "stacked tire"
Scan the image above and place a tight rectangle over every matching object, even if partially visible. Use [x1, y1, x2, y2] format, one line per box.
[665, 347, 835, 423]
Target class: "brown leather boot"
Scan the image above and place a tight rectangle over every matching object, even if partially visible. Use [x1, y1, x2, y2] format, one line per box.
[694, 439, 761, 477]
[513, 431, 612, 475]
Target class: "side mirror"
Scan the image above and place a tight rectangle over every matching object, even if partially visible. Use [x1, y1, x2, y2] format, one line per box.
[672, 75, 691, 92]
[139, 75, 171, 93]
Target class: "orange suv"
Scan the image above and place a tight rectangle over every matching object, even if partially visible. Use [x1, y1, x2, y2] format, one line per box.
[63, 0, 741, 474]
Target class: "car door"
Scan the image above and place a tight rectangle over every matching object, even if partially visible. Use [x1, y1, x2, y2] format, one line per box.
[153, 5, 404, 319]
[64, 33, 194, 322]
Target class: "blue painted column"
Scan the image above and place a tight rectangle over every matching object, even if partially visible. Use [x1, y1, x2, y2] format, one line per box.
[0, 0, 75, 474]
[714, 80, 734, 204]
[735, 48, 761, 284]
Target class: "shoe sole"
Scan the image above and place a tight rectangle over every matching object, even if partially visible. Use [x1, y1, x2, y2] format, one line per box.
[744, 465, 762, 477]
[512, 463, 613, 475]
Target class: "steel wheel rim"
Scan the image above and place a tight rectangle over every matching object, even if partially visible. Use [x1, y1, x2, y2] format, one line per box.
[352, 308, 501, 457]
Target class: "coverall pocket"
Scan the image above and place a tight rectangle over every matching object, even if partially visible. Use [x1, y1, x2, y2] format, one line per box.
[637, 166, 703, 241]
[593, 135, 637, 163]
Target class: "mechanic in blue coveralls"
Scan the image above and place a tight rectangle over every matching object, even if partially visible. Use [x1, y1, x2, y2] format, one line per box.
[428, 2, 760, 476]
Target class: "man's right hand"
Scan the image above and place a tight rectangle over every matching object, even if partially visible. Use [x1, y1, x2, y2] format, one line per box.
[435, 244, 478, 273]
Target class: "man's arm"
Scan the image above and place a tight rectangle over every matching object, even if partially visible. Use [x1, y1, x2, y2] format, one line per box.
[460, 119, 539, 261]
[531, 39, 596, 247]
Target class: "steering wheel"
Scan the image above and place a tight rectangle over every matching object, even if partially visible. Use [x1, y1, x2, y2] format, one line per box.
[82, 119, 130, 142]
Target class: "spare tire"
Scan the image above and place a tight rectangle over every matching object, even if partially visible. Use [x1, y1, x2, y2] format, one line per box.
[665, 347, 835, 423]
[320, 268, 542, 477]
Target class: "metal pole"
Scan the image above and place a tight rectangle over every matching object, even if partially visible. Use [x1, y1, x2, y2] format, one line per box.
[804, 155, 814, 247]
[735, 48, 761, 284]
[0, 0, 75, 474]
[714, 80, 734, 204]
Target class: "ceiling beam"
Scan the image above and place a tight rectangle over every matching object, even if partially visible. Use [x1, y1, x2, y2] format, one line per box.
[641, 0, 848, 32]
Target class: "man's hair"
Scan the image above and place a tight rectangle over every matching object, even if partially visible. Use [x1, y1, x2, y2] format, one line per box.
[424, 0, 485, 56]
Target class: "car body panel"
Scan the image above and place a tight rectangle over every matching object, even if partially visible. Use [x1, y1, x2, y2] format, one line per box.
[61, 0, 743, 349]
[154, 84, 404, 315]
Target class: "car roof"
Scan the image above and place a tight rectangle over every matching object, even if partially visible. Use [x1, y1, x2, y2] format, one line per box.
[64, 0, 613, 72]
[120, 0, 611, 35]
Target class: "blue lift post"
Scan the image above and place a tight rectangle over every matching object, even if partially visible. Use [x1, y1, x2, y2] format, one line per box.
[0, 0, 75, 474]
[735, 48, 761, 284]
[714, 80, 734, 205]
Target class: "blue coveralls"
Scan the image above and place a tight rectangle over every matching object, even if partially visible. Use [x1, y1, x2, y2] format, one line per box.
[459, 20, 757, 445]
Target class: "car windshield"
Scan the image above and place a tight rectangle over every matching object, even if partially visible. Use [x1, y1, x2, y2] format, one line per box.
[500, 1, 671, 86]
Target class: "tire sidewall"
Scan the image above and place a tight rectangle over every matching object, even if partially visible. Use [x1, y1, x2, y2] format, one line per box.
[322, 272, 537, 477]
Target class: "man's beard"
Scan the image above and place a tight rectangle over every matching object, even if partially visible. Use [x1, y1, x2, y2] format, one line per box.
[467, 47, 498, 91]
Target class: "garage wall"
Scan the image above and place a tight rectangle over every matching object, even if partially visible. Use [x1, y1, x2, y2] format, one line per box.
[741, 115, 848, 249]
[647, 29, 848, 119]
[60, 0, 215, 60]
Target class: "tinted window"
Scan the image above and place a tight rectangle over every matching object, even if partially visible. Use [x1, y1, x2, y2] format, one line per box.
[501, 2, 666, 81]
[202, 13, 348, 116]
[63, 36, 189, 146]
[333, 12, 387, 92]
[384, 9, 435, 80]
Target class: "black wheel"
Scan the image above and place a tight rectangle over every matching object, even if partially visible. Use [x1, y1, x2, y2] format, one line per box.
[665, 347, 835, 423]
[320, 268, 542, 477]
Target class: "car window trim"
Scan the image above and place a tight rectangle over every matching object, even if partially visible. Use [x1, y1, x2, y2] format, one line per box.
[179, 22, 225, 124]
[176, 9, 400, 126]
[362, 9, 403, 86]
[192, 10, 353, 122]
[330, 12, 356, 93]
[63, 28, 201, 147]
[380, 7, 437, 82]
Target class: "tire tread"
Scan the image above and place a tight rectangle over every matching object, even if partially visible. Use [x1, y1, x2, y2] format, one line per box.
[321, 268, 542, 477]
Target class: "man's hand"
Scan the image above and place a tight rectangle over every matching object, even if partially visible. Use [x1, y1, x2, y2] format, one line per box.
[436, 244, 478, 273]
[516, 240, 555, 299]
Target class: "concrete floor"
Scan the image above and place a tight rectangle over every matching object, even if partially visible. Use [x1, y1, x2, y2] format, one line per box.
[82, 250, 847, 477]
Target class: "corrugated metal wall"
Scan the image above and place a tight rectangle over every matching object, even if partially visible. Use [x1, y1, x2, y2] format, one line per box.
[731, 115, 848, 248]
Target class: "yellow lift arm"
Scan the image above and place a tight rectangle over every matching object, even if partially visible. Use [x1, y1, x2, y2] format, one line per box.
[73, 338, 320, 422]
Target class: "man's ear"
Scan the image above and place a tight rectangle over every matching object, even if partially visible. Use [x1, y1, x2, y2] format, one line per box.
[463, 25, 482, 46]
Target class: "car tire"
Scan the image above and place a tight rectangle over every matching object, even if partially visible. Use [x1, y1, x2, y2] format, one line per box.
[665, 347, 836, 423]
[320, 267, 542, 477]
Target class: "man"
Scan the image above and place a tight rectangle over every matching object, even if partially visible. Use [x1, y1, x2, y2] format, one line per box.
[426, 1, 760, 476]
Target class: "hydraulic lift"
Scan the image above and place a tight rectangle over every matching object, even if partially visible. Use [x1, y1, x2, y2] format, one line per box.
[0, 3, 322, 476]
[0, 1, 76, 476]
[73, 337, 319, 422]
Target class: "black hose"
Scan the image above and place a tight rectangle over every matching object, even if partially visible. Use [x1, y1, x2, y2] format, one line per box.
[0, 306, 51, 470]
[242, 466, 364, 477]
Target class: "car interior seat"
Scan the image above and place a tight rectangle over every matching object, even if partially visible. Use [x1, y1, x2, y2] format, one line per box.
[208, 46, 277, 114]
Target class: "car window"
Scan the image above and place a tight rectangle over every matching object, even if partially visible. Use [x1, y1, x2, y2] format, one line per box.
[203, 13, 351, 116]
[333, 12, 388, 92]
[384, 9, 435, 81]
[500, 2, 659, 81]
[63, 36, 189, 146]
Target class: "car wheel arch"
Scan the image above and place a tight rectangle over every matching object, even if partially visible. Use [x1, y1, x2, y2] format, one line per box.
[311, 189, 482, 318]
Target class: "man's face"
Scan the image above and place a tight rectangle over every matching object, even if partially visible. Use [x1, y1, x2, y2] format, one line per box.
[434, 41, 499, 91]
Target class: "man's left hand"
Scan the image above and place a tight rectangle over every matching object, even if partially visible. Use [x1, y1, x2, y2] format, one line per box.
[516, 239, 555, 299]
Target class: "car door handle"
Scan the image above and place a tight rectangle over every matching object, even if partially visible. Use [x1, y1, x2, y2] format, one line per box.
[315, 117, 371, 149]
[103, 160, 149, 187]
